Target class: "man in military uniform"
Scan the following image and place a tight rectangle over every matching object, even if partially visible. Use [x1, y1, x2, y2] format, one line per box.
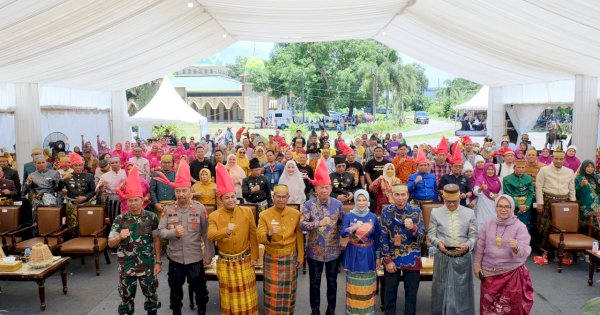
[150, 155, 176, 215]
[108, 165, 161, 315]
[503, 160, 534, 228]
[329, 155, 355, 203]
[0, 154, 21, 196]
[157, 159, 214, 315]
[242, 158, 272, 207]
[59, 153, 96, 228]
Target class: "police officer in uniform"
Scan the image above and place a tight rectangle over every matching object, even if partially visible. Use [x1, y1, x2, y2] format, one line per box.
[150, 155, 176, 215]
[156, 159, 214, 315]
[242, 158, 273, 206]
[59, 153, 96, 227]
[329, 155, 355, 203]
[108, 165, 161, 315]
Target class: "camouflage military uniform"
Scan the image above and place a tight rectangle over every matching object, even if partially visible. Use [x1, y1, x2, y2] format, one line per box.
[109, 210, 161, 315]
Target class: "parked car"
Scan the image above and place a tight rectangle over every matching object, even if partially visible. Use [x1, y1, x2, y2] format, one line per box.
[414, 111, 429, 124]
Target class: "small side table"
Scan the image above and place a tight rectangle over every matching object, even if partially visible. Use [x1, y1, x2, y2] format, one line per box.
[586, 250, 600, 286]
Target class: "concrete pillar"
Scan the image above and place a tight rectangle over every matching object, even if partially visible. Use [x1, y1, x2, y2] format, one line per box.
[111, 90, 130, 145]
[14, 83, 43, 176]
[572, 75, 598, 161]
[487, 86, 505, 141]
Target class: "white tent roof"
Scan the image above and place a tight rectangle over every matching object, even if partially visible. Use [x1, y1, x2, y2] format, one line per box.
[455, 86, 489, 111]
[129, 77, 207, 126]
[0, 1, 599, 90]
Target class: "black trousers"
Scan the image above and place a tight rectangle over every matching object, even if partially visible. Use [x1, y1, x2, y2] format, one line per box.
[307, 257, 338, 315]
[167, 259, 207, 311]
[384, 269, 420, 315]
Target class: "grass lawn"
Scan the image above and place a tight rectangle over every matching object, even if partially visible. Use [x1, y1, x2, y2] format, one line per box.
[405, 129, 454, 145]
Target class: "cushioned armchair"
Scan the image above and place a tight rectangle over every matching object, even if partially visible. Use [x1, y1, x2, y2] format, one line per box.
[14, 207, 64, 254]
[549, 202, 596, 272]
[0, 205, 30, 253]
[60, 205, 111, 275]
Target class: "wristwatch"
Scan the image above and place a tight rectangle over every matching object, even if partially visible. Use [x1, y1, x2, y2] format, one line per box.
[155, 261, 162, 265]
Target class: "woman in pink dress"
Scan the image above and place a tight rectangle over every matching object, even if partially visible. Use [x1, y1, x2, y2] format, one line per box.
[474, 194, 534, 315]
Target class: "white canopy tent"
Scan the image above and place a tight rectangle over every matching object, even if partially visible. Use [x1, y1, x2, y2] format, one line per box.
[455, 86, 489, 111]
[129, 77, 209, 139]
[0, 0, 600, 171]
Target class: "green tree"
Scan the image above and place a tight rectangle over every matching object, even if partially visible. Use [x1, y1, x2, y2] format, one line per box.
[126, 79, 162, 110]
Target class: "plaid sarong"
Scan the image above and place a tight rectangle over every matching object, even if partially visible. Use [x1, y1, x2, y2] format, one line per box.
[216, 255, 258, 315]
[346, 270, 377, 314]
[263, 252, 298, 315]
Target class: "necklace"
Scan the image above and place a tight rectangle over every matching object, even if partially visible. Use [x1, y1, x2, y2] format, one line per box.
[495, 224, 507, 247]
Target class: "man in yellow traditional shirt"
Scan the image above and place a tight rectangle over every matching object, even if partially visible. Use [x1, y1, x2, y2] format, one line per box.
[257, 184, 304, 314]
[208, 163, 259, 315]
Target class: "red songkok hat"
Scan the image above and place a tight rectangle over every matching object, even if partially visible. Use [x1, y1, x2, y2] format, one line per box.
[434, 136, 449, 156]
[68, 153, 84, 166]
[216, 163, 235, 197]
[415, 147, 428, 164]
[460, 135, 473, 144]
[450, 142, 463, 165]
[153, 159, 191, 188]
[495, 147, 514, 157]
[337, 141, 354, 156]
[124, 165, 143, 199]
[309, 157, 331, 186]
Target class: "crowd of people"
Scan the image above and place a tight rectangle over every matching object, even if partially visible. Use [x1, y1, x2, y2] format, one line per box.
[2, 124, 600, 315]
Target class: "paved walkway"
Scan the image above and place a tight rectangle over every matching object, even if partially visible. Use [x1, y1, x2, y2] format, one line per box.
[0, 252, 598, 314]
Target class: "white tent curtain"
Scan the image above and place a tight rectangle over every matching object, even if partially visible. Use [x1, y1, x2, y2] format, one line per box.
[0, 114, 15, 150]
[41, 111, 111, 151]
[505, 104, 545, 137]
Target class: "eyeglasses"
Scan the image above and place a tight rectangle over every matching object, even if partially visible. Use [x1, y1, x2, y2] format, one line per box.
[496, 205, 512, 209]
[239, 151, 246, 154]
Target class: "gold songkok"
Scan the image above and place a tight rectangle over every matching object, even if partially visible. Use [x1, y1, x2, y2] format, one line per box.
[526, 149, 537, 155]
[514, 160, 527, 167]
[161, 154, 173, 162]
[552, 149, 565, 158]
[392, 184, 408, 193]
[442, 184, 460, 200]
[273, 184, 289, 193]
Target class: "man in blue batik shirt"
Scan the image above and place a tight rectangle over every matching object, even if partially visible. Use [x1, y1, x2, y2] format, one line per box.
[379, 184, 424, 315]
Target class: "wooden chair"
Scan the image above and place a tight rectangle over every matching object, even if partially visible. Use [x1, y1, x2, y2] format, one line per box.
[239, 204, 259, 225]
[587, 211, 600, 239]
[60, 205, 111, 275]
[0, 205, 29, 253]
[14, 207, 65, 254]
[549, 202, 596, 272]
[420, 203, 444, 255]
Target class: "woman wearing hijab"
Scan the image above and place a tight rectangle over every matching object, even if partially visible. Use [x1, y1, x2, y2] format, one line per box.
[225, 154, 246, 201]
[341, 189, 380, 315]
[564, 145, 581, 172]
[277, 160, 306, 204]
[172, 141, 187, 164]
[537, 148, 553, 165]
[369, 163, 401, 216]
[474, 195, 534, 315]
[236, 147, 250, 176]
[254, 146, 268, 165]
[473, 163, 503, 229]
[97, 138, 111, 157]
[472, 155, 486, 183]
[123, 141, 133, 157]
[192, 168, 218, 206]
[110, 142, 129, 164]
[575, 160, 600, 231]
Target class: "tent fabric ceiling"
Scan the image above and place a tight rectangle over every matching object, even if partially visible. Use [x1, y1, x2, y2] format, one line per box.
[0, 0, 599, 91]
